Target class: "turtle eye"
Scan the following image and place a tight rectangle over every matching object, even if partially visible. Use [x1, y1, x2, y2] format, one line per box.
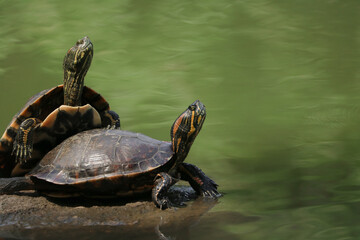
[188, 105, 196, 111]
[76, 39, 84, 45]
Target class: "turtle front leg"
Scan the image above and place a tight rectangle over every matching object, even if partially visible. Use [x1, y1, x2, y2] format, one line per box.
[101, 110, 120, 129]
[152, 172, 178, 210]
[179, 163, 221, 198]
[12, 118, 41, 163]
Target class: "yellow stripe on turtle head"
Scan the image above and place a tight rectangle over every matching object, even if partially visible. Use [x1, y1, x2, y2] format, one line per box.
[187, 110, 195, 138]
[171, 114, 184, 151]
[197, 115, 202, 125]
[74, 48, 80, 65]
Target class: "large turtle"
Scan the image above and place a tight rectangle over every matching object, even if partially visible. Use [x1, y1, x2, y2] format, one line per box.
[0, 100, 220, 209]
[0, 36, 120, 177]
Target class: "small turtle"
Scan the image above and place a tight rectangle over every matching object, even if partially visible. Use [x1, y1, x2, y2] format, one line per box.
[0, 36, 120, 177]
[0, 100, 220, 209]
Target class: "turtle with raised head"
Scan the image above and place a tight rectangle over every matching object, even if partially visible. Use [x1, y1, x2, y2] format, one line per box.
[0, 100, 220, 209]
[0, 36, 120, 177]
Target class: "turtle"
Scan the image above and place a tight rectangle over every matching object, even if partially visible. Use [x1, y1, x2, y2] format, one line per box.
[0, 36, 120, 177]
[0, 100, 220, 209]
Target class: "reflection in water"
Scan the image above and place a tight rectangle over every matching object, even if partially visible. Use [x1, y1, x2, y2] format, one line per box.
[0, 204, 259, 240]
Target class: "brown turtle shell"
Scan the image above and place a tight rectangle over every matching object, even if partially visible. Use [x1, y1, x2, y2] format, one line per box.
[30, 129, 175, 196]
[0, 85, 111, 176]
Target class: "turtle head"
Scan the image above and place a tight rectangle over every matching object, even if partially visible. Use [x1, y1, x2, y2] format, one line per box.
[170, 100, 206, 162]
[63, 36, 93, 106]
[63, 36, 93, 74]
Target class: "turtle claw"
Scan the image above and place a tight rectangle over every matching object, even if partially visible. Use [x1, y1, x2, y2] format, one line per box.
[157, 197, 186, 210]
[199, 182, 221, 199]
[102, 110, 120, 130]
[157, 197, 172, 210]
[202, 189, 222, 199]
[106, 124, 116, 130]
[12, 143, 32, 164]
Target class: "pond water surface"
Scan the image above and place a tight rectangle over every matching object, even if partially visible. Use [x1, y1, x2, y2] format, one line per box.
[1, 1, 360, 239]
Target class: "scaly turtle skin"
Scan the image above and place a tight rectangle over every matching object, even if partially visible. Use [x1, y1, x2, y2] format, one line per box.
[0, 36, 120, 177]
[0, 100, 220, 209]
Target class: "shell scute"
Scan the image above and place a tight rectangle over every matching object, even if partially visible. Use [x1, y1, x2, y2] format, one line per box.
[82, 87, 109, 112]
[117, 134, 164, 165]
[160, 142, 172, 152]
[43, 168, 62, 183]
[152, 150, 172, 166]
[139, 160, 151, 171]
[148, 158, 160, 168]
[123, 163, 138, 173]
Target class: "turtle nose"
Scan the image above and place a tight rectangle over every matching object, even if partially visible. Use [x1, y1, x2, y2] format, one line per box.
[76, 36, 90, 47]
[190, 100, 200, 107]
[193, 99, 205, 108]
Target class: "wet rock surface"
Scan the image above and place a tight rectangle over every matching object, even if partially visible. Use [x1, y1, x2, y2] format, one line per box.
[0, 186, 259, 240]
[0, 186, 228, 240]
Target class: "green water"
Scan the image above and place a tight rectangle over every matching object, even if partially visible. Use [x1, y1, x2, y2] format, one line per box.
[1, 0, 360, 239]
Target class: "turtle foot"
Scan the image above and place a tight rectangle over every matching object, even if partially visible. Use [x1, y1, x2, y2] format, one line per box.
[102, 110, 120, 130]
[198, 175, 221, 199]
[156, 197, 172, 210]
[12, 143, 32, 164]
[12, 118, 39, 164]
[152, 172, 179, 210]
[179, 163, 221, 199]
[154, 196, 186, 210]
[201, 188, 222, 199]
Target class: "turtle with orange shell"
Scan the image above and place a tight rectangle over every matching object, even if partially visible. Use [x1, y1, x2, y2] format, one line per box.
[0, 36, 120, 177]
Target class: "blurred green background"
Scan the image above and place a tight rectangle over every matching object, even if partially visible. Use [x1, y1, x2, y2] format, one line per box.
[1, 0, 360, 239]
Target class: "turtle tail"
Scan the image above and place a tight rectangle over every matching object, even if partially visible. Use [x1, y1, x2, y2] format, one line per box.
[0, 177, 34, 194]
